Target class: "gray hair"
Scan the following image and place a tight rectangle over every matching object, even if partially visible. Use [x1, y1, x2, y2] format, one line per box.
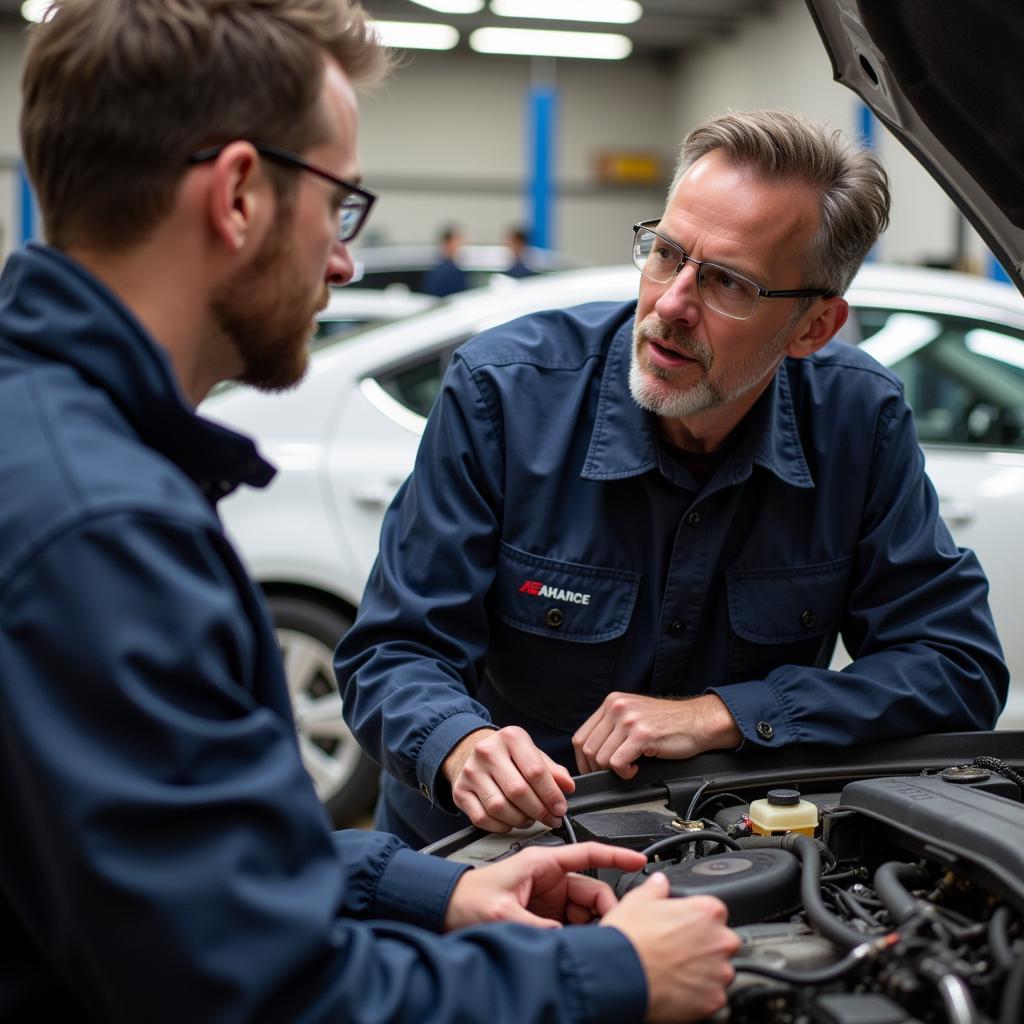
[668, 109, 890, 297]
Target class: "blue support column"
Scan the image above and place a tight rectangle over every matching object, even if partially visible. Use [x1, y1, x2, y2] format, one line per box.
[527, 84, 557, 249]
[18, 162, 37, 245]
[988, 251, 1012, 284]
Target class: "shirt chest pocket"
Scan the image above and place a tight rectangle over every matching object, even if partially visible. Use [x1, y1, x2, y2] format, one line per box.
[485, 543, 641, 731]
[725, 555, 854, 681]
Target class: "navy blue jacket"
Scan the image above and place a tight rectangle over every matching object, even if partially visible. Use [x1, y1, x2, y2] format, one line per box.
[337, 300, 1008, 847]
[421, 257, 468, 297]
[0, 245, 646, 1024]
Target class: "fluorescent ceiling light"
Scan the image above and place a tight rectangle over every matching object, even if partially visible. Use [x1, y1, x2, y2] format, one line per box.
[469, 27, 632, 59]
[409, 0, 485, 12]
[20, 0, 55, 21]
[490, 0, 642, 24]
[372, 21, 459, 50]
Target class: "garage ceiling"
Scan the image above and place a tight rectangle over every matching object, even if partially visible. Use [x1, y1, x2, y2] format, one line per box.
[363, 0, 779, 60]
[0, 0, 782, 61]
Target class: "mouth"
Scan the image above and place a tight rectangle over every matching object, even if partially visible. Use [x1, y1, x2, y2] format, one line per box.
[645, 337, 701, 372]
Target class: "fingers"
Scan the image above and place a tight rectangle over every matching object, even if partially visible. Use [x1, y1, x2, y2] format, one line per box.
[539, 841, 647, 876]
[573, 698, 617, 774]
[455, 790, 516, 833]
[453, 727, 572, 831]
[574, 696, 642, 778]
[563, 873, 620, 921]
[492, 901, 563, 930]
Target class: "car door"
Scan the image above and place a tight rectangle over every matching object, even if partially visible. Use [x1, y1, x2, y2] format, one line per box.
[844, 303, 1024, 726]
[327, 340, 462, 586]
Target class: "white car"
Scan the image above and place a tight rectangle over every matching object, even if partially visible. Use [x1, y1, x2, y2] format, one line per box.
[203, 262, 1024, 823]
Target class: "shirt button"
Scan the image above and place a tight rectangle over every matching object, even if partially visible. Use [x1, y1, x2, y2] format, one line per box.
[756, 721, 774, 741]
[420, 783, 430, 798]
[687, 511, 703, 526]
[668, 620, 685, 637]
[800, 610, 817, 629]
[544, 608, 565, 628]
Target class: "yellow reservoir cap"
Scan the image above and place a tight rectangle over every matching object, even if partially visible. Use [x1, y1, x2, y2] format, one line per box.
[748, 788, 818, 837]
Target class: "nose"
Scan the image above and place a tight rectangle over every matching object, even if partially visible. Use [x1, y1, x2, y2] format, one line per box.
[326, 239, 355, 287]
[654, 257, 701, 326]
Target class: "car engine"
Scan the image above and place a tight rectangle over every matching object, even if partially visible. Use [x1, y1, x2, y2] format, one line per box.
[434, 738, 1024, 1024]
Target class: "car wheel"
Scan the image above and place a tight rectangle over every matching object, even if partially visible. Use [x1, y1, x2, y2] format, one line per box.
[267, 594, 379, 827]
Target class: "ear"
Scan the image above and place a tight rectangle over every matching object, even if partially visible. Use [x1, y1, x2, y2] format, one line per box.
[202, 141, 271, 255]
[786, 296, 849, 360]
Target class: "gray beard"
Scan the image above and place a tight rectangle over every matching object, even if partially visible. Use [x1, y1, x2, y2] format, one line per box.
[628, 316, 792, 419]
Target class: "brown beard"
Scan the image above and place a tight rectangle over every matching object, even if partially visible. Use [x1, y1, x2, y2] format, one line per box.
[211, 198, 325, 393]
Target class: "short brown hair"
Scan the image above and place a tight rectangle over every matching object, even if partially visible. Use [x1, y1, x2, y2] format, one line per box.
[670, 109, 890, 297]
[20, 0, 389, 249]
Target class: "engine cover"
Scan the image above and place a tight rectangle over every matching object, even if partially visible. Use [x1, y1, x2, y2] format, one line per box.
[618, 848, 801, 925]
[840, 774, 1024, 910]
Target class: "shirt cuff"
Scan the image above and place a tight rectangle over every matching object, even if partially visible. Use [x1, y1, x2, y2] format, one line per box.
[370, 846, 471, 932]
[708, 678, 794, 748]
[417, 711, 496, 812]
[559, 925, 648, 1023]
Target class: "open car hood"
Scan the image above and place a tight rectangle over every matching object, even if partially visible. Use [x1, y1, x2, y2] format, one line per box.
[805, 0, 1024, 296]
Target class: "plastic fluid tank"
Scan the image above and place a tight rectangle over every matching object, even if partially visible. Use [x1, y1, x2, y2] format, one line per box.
[748, 788, 818, 837]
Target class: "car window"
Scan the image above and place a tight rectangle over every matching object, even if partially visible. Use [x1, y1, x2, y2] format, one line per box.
[372, 341, 463, 419]
[855, 307, 1024, 450]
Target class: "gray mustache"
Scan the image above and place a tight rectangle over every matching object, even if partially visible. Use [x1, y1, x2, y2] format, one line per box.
[636, 319, 711, 369]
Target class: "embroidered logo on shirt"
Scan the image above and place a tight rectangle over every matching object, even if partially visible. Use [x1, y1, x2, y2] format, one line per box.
[519, 579, 592, 605]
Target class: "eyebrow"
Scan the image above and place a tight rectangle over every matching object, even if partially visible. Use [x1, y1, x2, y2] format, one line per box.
[657, 224, 766, 286]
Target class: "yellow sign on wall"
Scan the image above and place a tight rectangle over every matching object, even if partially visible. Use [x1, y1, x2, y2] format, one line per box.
[595, 151, 665, 186]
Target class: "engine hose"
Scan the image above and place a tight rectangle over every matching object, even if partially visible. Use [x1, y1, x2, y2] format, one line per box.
[732, 933, 898, 985]
[641, 830, 741, 860]
[873, 862, 929, 927]
[785, 834, 880, 950]
[736, 833, 837, 870]
[999, 951, 1024, 1024]
[989, 905, 1020, 972]
[971, 756, 1024, 793]
[937, 973, 980, 1024]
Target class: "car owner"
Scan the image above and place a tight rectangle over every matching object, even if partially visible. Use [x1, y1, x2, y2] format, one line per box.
[0, 1, 741, 1021]
[337, 109, 1008, 849]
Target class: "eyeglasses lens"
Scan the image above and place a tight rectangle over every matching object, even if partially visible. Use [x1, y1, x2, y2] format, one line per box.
[632, 226, 758, 319]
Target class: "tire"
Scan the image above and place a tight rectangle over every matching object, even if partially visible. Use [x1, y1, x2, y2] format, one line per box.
[267, 594, 379, 827]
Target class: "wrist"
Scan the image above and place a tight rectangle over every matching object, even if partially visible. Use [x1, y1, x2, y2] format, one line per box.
[697, 694, 742, 749]
[442, 727, 493, 786]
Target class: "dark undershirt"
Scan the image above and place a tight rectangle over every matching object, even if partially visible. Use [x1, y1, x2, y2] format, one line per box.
[660, 431, 740, 488]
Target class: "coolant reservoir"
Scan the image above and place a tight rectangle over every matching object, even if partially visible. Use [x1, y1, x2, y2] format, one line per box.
[748, 788, 818, 837]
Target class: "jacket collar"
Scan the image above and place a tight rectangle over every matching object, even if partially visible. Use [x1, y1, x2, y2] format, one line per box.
[0, 244, 274, 500]
[582, 311, 813, 490]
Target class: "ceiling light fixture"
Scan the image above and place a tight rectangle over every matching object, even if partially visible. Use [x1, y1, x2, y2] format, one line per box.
[409, 0, 485, 12]
[490, 0, 642, 24]
[469, 27, 632, 59]
[372, 21, 460, 50]
[20, 0, 55, 22]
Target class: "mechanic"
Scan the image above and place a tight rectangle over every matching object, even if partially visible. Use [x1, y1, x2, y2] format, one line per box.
[0, 2, 740, 1021]
[337, 109, 1009, 849]
[422, 223, 469, 296]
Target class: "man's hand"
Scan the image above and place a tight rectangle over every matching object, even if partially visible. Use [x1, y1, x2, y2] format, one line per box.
[444, 841, 647, 931]
[572, 693, 741, 779]
[602, 874, 740, 1023]
[443, 726, 575, 831]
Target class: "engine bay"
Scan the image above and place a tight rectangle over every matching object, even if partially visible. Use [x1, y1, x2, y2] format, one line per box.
[430, 733, 1024, 1023]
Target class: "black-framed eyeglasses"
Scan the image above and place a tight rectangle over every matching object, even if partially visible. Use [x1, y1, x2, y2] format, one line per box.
[632, 220, 832, 320]
[189, 141, 377, 244]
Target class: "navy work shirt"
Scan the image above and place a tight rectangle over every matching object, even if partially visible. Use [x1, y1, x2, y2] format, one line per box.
[337, 300, 1008, 848]
[0, 246, 646, 1024]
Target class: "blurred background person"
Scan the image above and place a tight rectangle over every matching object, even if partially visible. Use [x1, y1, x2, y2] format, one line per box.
[504, 225, 536, 279]
[421, 223, 468, 296]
